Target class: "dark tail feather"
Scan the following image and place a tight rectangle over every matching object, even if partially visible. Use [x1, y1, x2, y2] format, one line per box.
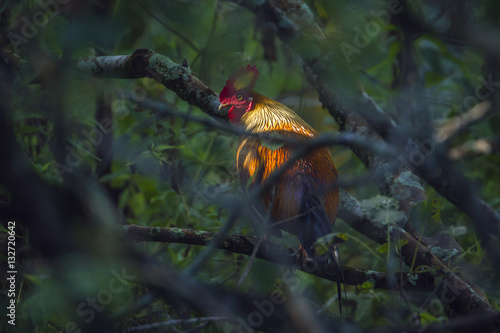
[299, 196, 332, 258]
[327, 245, 346, 317]
[300, 196, 344, 316]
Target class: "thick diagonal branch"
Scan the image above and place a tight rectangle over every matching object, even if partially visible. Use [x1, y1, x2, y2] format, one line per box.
[77, 49, 224, 119]
[338, 189, 493, 315]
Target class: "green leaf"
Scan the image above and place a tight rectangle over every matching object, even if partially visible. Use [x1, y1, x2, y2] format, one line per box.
[314, 233, 347, 255]
[154, 144, 184, 151]
[449, 225, 467, 237]
[129, 192, 146, 216]
[420, 312, 439, 325]
[360, 279, 375, 291]
[378, 240, 408, 253]
[377, 242, 389, 254]
[314, 236, 331, 256]
[24, 274, 43, 286]
[99, 170, 131, 188]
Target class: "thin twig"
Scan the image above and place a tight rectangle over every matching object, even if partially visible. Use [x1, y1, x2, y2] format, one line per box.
[236, 236, 265, 289]
[134, 0, 200, 52]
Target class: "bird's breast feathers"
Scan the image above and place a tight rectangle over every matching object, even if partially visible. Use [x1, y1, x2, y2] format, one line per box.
[236, 96, 339, 225]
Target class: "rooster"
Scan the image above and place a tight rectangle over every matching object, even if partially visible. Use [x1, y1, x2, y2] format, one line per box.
[219, 65, 343, 312]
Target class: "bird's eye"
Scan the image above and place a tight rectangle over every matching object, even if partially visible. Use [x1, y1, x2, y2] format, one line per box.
[236, 94, 243, 101]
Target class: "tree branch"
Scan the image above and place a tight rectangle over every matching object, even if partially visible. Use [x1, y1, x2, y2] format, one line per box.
[449, 136, 500, 159]
[76, 49, 224, 119]
[434, 101, 493, 144]
[338, 189, 493, 315]
[121, 224, 434, 292]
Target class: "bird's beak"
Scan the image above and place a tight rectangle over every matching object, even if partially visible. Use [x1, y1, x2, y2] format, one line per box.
[218, 103, 232, 113]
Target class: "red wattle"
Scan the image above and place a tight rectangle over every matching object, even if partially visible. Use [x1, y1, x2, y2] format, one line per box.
[228, 106, 242, 124]
[246, 101, 254, 112]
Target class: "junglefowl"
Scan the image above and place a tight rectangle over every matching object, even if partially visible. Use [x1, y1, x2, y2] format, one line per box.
[218, 65, 343, 311]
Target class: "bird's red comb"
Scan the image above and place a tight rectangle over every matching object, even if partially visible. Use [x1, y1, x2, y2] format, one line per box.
[219, 65, 259, 101]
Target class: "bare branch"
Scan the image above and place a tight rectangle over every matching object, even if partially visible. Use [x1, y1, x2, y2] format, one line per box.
[127, 93, 393, 155]
[449, 136, 500, 159]
[338, 188, 494, 315]
[77, 49, 223, 119]
[434, 101, 493, 143]
[121, 224, 434, 292]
